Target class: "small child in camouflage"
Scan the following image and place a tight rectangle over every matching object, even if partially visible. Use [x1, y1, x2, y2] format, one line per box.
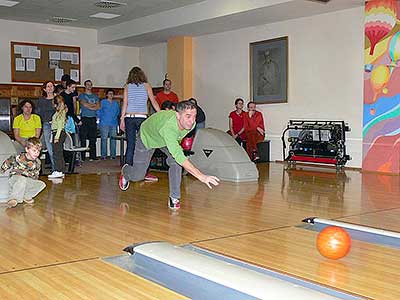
[1, 137, 46, 208]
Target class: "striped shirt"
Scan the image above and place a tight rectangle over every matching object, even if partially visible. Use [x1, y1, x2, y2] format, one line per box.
[127, 83, 148, 113]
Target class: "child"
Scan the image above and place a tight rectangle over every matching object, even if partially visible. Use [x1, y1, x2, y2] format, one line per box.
[48, 95, 68, 179]
[1, 137, 46, 208]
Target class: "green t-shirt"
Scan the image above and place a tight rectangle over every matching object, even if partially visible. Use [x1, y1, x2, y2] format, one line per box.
[140, 110, 193, 165]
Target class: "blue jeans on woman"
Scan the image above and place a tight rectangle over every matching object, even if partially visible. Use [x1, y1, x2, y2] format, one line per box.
[100, 125, 117, 159]
[124, 117, 146, 165]
[42, 122, 55, 171]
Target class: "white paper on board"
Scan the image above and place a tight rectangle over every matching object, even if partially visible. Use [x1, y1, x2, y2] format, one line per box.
[70, 69, 79, 82]
[49, 51, 61, 60]
[15, 58, 25, 71]
[26, 59, 36, 72]
[55, 68, 64, 81]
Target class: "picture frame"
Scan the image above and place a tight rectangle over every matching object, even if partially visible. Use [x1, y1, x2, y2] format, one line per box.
[250, 36, 288, 104]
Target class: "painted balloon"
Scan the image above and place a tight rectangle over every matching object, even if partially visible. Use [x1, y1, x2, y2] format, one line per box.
[370, 64, 391, 103]
[389, 31, 400, 73]
[365, 0, 397, 55]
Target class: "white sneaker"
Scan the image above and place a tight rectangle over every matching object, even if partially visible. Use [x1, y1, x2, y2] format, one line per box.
[48, 178, 63, 184]
[48, 171, 65, 179]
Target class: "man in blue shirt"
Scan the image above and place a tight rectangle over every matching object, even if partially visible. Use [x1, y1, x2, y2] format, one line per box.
[78, 79, 100, 161]
[98, 89, 120, 159]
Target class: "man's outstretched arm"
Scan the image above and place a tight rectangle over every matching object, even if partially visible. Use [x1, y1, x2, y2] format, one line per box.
[182, 159, 220, 189]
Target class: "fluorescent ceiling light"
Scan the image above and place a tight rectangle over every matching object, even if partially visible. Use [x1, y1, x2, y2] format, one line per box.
[0, 0, 19, 7]
[90, 12, 120, 19]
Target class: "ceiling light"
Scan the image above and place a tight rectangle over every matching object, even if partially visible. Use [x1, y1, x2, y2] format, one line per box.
[50, 16, 77, 24]
[90, 12, 120, 19]
[94, 1, 126, 9]
[0, 0, 19, 7]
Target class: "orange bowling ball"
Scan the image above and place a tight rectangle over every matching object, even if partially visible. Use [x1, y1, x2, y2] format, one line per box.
[316, 226, 351, 260]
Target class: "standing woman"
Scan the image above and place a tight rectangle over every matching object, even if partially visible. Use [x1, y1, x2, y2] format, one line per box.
[36, 81, 56, 171]
[229, 98, 246, 146]
[120, 67, 160, 166]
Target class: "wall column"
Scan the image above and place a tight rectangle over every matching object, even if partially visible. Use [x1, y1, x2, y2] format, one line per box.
[167, 36, 193, 101]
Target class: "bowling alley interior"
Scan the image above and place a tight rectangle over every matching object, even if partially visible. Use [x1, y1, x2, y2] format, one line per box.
[0, 0, 399, 299]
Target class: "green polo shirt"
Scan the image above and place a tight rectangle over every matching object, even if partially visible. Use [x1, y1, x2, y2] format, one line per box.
[140, 110, 194, 165]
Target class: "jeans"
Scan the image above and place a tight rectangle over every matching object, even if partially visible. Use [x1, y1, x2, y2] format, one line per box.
[80, 117, 97, 160]
[123, 133, 182, 199]
[124, 117, 146, 166]
[42, 122, 55, 171]
[52, 130, 66, 172]
[100, 125, 117, 158]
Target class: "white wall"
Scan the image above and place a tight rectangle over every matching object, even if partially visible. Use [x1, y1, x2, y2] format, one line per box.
[139, 42, 167, 87]
[193, 7, 364, 167]
[0, 19, 139, 87]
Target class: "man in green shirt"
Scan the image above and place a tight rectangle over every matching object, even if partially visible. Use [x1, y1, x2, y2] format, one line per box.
[119, 100, 219, 210]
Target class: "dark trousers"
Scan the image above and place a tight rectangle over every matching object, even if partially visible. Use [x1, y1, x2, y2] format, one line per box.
[52, 130, 66, 172]
[80, 117, 97, 160]
[123, 133, 182, 199]
[125, 117, 146, 165]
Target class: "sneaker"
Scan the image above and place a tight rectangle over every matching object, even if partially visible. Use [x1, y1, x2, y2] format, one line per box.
[7, 199, 18, 208]
[48, 178, 63, 184]
[24, 198, 35, 205]
[48, 171, 65, 179]
[168, 197, 180, 210]
[145, 173, 158, 182]
[100, 157, 107, 160]
[119, 164, 130, 191]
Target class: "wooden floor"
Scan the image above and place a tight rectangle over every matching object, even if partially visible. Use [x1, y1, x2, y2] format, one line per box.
[0, 162, 399, 299]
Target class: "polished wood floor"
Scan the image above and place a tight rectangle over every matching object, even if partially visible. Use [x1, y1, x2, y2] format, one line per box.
[0, 162, 399, 299]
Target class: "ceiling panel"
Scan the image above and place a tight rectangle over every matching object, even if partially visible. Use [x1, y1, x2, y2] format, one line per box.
[0, 0, 206, 28]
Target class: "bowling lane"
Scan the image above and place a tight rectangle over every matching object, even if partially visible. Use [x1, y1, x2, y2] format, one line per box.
[338, 208, 400, 233]
[193, 227, 399, 300]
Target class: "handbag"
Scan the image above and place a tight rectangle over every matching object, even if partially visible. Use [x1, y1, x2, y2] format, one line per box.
[65, 116, 76, 134]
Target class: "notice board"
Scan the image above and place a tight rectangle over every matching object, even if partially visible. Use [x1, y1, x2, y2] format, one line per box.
[11, 41, 81, 84]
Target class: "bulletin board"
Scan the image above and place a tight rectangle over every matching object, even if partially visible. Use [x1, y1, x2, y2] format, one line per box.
[11, 41, 81, 84]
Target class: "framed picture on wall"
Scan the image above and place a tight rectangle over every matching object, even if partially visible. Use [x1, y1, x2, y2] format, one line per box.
[250, 36, 288, 104]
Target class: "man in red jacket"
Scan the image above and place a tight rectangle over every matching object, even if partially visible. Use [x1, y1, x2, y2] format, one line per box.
[155, 79, 179, 107]
[243, 101, 265, 161]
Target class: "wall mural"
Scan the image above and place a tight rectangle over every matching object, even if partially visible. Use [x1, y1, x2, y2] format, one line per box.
[363, 0, 400, 173]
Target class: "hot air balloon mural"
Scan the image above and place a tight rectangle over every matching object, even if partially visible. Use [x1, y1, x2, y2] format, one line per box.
[363, 1, 400, 173]
[389, 31, 400, 72]
[365, 0, 397, 56]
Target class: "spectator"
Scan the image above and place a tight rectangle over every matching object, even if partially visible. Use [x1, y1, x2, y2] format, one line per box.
[119, 66, 160, 166]
[155, 79, 179, 108]
[161, 100, 176, 111]
[243, 101, 265, 161]
[188, 98, 206, 129]
[78, 79, 100, 161]
[229, 98, 246, 146]
[60, 79, 80, 126]
[99, 89, 120, 160]
[1, 137, 46, 208]
[48, 95, 68, 179]
[36, 81, 56, 171]
[13, 99, 42, 152]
